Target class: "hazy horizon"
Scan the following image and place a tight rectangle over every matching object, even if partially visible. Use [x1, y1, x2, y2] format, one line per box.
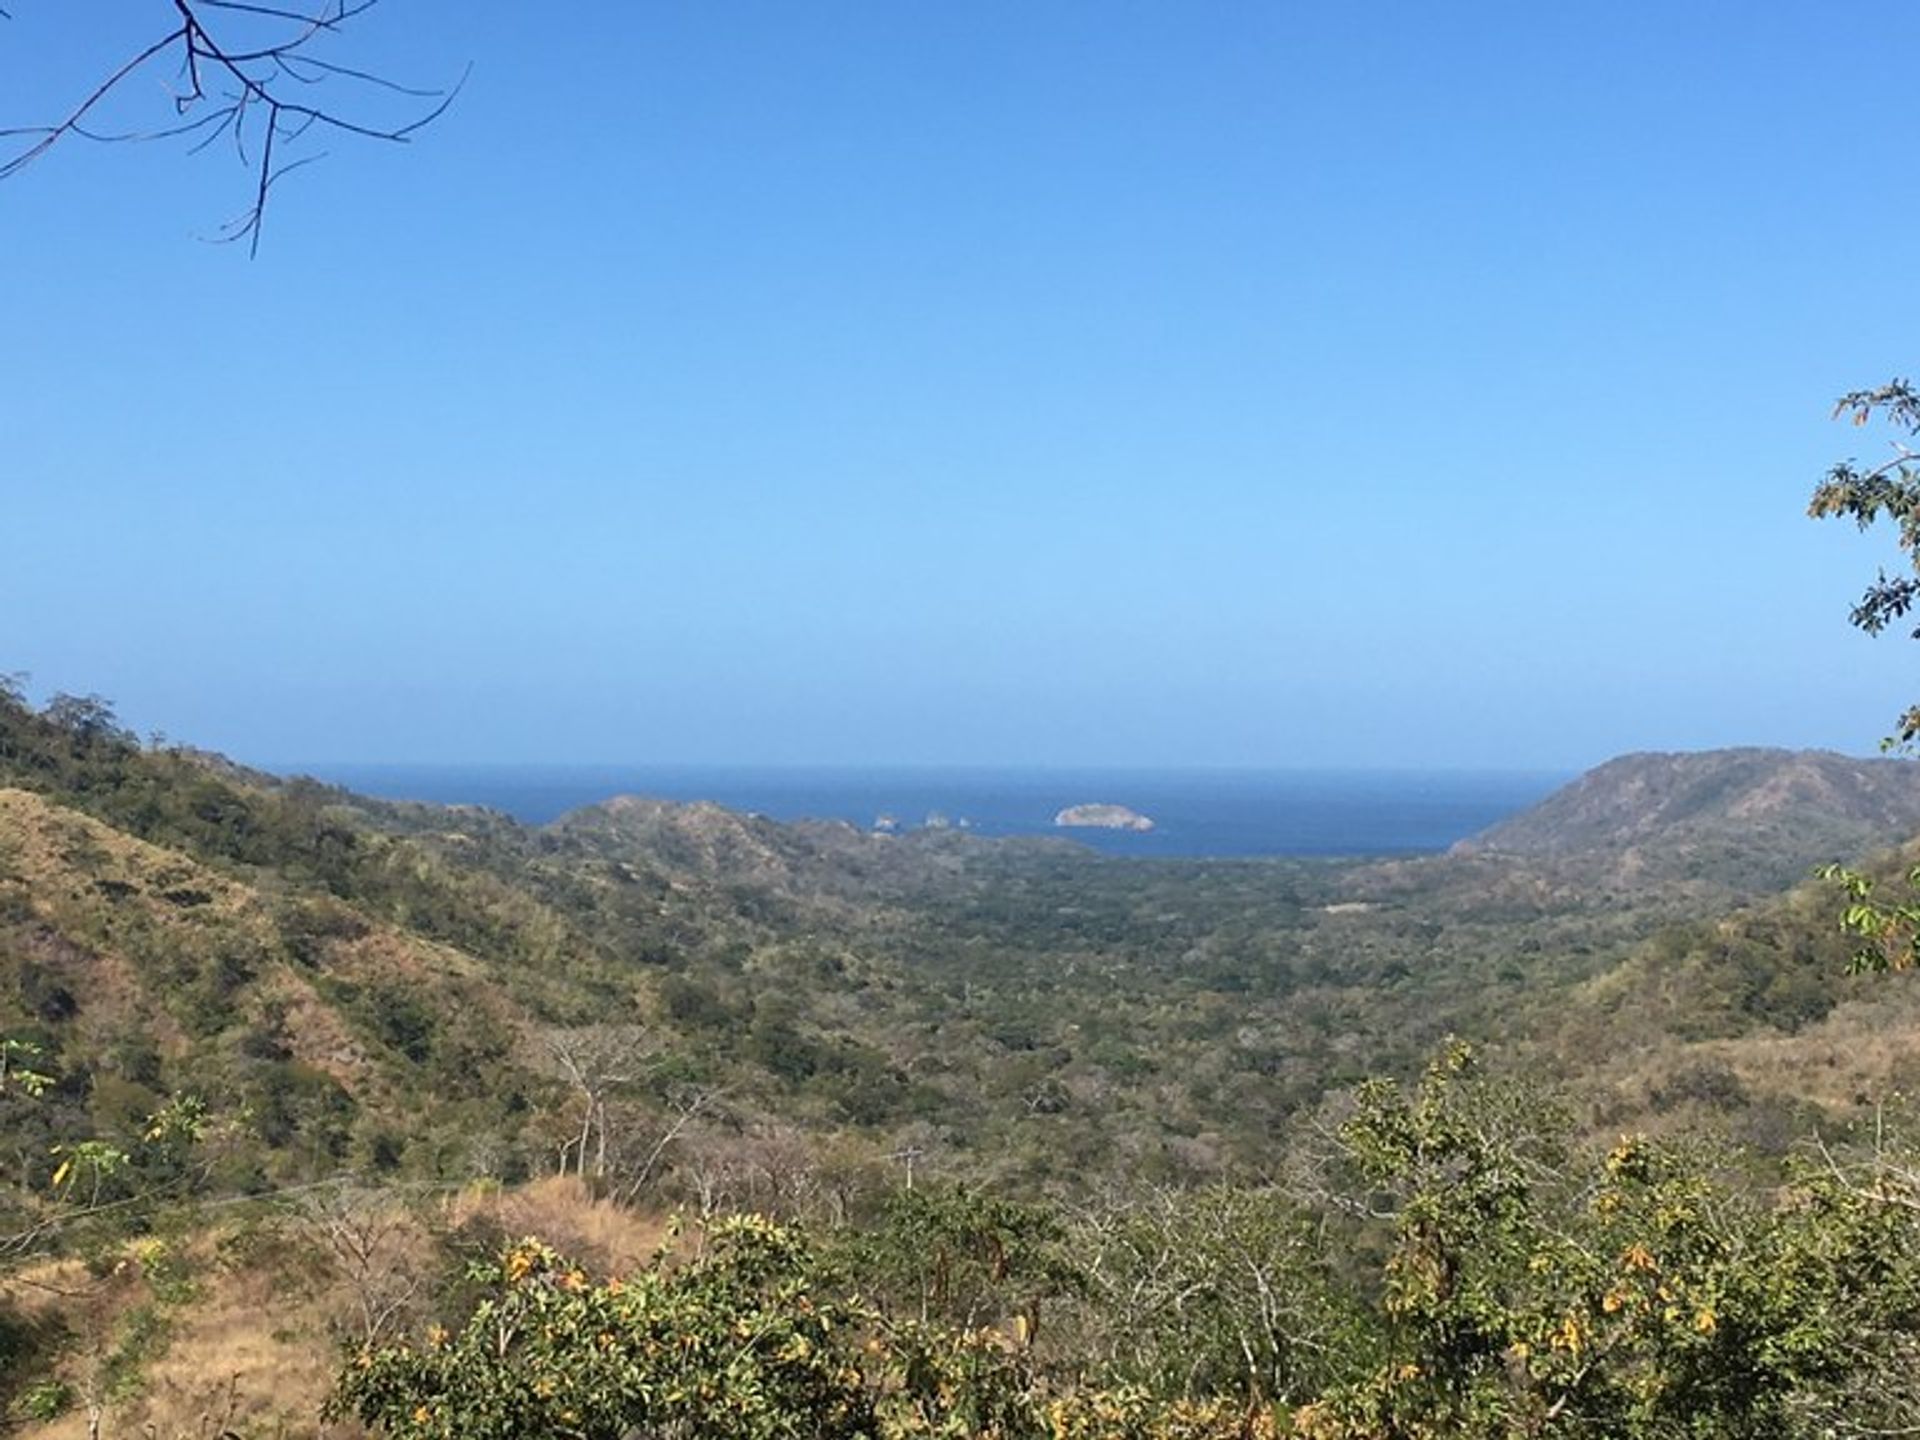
[278, 757, 1573, 855]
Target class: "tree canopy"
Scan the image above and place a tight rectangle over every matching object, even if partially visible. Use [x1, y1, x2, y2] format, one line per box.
[1808, 378, 1920, 746]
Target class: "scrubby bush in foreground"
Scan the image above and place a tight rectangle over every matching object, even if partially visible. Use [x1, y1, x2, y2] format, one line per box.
[333, 1048, 1920, 1439]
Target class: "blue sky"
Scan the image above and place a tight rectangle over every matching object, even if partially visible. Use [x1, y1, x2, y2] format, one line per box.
[4, 2, 1917, 768]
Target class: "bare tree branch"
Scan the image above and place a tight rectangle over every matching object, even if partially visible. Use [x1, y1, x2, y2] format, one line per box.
[1, 1, 462, 254]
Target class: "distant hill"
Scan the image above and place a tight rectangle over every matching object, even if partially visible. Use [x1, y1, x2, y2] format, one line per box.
[1456, 748, 1920, 891]
[546, 793, 1018, 900]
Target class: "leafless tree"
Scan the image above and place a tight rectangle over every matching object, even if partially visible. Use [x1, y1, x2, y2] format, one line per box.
[300, 1182, 423, 1346]
[675, 1120, 817, 1220]
[543, 1024, 660, 1181]
[606, 1081, 727, 1206]
[1065, 1183, 1340, 1405]
[0, 1, 462, 254]
[1811, 1109, 1920, 1217]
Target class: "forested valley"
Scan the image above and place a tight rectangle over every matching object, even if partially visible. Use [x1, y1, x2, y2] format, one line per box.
[3, 683, 1920, 1437]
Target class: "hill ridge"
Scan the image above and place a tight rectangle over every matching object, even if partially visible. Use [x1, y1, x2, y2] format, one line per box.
[1454, 747, 1920, 890]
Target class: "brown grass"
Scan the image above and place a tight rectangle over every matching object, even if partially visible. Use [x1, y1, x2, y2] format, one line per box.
[441, 1173, 675, 1276]
[3, 1229, 367, 1440]
[110, 1261, 365, 1440]
[2, 1179, 680, 1440]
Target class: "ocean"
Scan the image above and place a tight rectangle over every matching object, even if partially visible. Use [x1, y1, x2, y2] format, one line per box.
[294, 765, 1567, 860]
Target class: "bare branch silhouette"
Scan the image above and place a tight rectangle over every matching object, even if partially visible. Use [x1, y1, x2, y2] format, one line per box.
[1, 1, 462, 254]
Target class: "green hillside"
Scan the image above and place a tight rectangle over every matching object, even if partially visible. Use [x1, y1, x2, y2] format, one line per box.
[1458, 747, 1920, 890]
[6, 689, 1920, 1436]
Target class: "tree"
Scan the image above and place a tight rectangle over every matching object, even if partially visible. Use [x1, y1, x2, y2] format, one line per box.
[542, 1024, 659, 1182]
[300, 1183, 426, 1346]
[1295, 1042, 1920, 1439]
[0, 1038, 52, 1101]
[330, 1216, 1280, 1440]
[0, 1, 461, 254]
[1064, 1184, 1356, 1408]
[1806, 379, 1920, 969]
[1812, 861, 1920, 974]
[330, 1218, 884, 1440]
[40, 693, 132, 749]
[1807, 378, 1920, 747]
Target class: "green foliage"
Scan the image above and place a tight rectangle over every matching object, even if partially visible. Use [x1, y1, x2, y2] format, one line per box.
[1808, 377, 1920, 746]
[330, 1120, 1920, 1440]
[332, 1217, 880, 1440]
[331, 1218, 1285, 1440]
[96, 1299, 172, 1406]
[14, 1378, 73, 1422]
[0, 1036, 53, 1097]
[1817, 861, 1920, 973]
[0, 1303, 70, 1421]
[48, 1139, 131, 1205]
[1302, 1044, 1920, 1438]
[839, 1186, 1078, 1333]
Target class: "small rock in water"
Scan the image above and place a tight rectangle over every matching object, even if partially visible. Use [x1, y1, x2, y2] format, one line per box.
[1054, 803, 1154, 832]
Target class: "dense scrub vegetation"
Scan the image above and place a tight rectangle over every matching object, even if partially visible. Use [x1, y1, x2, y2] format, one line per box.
[327, 1050, 1920, 1438]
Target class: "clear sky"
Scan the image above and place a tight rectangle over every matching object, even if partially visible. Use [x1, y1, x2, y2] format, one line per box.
[4, 2, 1918, 768]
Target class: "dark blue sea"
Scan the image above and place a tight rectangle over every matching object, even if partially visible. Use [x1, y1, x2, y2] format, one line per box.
[294, 766, 1567, 859]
